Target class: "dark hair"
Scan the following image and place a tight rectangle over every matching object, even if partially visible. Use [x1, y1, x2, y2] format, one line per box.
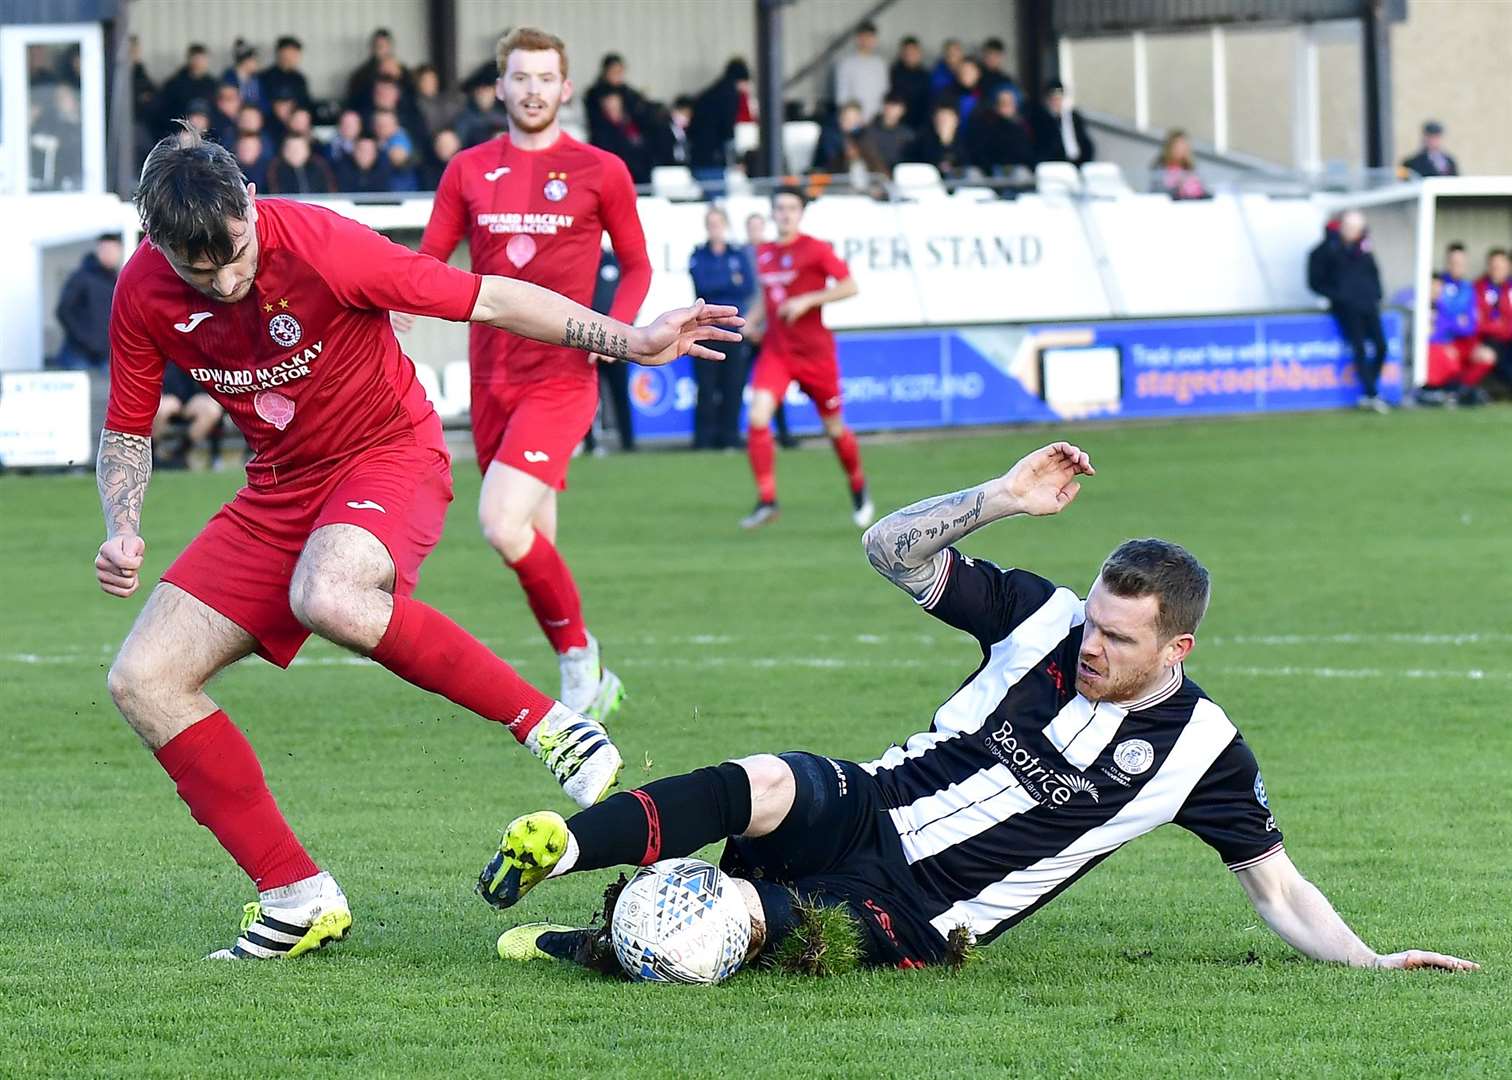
[372, 28, 392, 42]
[276, 36, 302, 51]
[983, 37, 1005, 52]
[773, 184, 808, 208]
[414, 62, 436, 79]
[884, 92, 905, 106]
[1447, 241, 1465, 253]
[1098, 538, 1210, 640]
[135, 124, 251, 264]
[601, 52, 624, 71]
[900, 35, 920, 47]
[673, 94, 695, 111]
[1490, 247, 1509, 260]
[857, 20, 878, 34]
[97, 232, 122, 244]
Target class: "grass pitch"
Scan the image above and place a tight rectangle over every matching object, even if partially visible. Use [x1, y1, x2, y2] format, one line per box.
[2, 408, 1509, 1078]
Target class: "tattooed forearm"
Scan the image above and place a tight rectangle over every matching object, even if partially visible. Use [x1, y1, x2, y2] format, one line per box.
[862, 484, 1003, 599]
[562, 317, 631, 360]
[97, 429, 152, 539]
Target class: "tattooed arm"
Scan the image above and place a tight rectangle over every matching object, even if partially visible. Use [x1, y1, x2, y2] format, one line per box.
[469, 276, 743, 366]
[95, 429, 153, 598]
[862, 442, 1096, 600]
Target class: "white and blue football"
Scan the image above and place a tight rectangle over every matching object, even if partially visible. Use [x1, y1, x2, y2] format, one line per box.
[611, 858, 751, 984]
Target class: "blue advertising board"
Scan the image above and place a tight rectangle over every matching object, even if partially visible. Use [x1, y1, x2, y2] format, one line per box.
[625, 312, 1404, 441]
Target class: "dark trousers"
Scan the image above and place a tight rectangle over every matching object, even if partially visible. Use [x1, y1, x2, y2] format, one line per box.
[693, 339, 749, 449]
[589, 359, 635, 452]
[1331, 304, 1387, 397]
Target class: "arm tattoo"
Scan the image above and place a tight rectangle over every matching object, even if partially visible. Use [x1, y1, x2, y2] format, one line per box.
[96, 429, 152, 539]
[562, 316, 630, 360]
[863, 485, 993, 600]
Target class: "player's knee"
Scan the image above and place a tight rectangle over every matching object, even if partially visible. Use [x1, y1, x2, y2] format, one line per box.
[107, 641, 174, 716]
[480, 512, 534, 562]
[732, 754, 795, 835]
[288, 571, 349, 636]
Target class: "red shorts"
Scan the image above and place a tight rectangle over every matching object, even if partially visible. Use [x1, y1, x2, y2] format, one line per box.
[1427, 338, 1491, 387]
[751, 349, 844, 418]
[470, 377, 599, 489]
[161, 442, 453, 668]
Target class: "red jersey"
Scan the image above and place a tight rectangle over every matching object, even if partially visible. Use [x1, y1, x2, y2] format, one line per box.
[420, 132, 651, 386]
[1475, 275, 1512, 343]
[755, 233, 851, 362]
[106, 199, 481, 484]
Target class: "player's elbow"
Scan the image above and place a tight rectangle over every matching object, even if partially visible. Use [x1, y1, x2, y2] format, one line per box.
[861, 521, 890, 576]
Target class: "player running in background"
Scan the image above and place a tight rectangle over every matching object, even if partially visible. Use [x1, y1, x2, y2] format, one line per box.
[404, 28, 651, 724]
[95, 127, 739, 959]
[480, 443, 1476, 976]
[741, 187, 871, 531]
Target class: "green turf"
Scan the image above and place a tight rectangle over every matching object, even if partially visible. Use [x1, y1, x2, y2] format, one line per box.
[2, 408, 1509, 1078]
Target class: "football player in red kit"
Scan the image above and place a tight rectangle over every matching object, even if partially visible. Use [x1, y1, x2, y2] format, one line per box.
[407, 27, 650, 724]
[95, 125, 740, 959]
[742, 187, 871, 530]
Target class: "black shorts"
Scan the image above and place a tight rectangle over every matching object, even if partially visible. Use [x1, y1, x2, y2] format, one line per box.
[720, 752, 946, 968]
[162, 365, 205, 404]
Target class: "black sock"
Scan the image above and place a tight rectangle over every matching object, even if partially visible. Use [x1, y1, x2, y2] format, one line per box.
[568, 763, 753, 873]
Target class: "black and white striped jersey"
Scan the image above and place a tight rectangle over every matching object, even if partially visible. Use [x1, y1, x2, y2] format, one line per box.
[862, 548, 1283, 945]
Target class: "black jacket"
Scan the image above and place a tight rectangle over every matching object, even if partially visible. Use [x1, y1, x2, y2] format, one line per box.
[689, 69, 744, 170]
[1028, 103, 1095, 166]
[888, 60, 932, 129]
[266, 156, 338, 195]
[1402, 149, 1458, 178]
[1307, 227, 1383, 310]
[964, 111, 1036, 173]
[260, 65, 312, 110]
[155, 68, 218, 134]
[56, 253, 117, 361]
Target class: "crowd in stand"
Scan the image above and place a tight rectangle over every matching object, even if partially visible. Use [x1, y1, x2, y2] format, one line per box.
[128, 23, 1110, 197]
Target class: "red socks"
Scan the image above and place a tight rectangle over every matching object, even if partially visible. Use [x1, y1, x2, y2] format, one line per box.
[748, 424, 777, 503]
[372, 593, 554, 742]
[154, 711, 319, 891]
[831, 428, 865, 494]
[507, 530, 589, 653]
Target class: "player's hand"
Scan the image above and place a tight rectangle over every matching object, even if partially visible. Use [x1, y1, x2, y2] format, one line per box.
[96, 534, 147, 598]
[1000, 442, 1095, 517]
[390, 311, 417, 334]
[631, 299, 745, 365]
[1373, 950, 1480, 972]
[777, 295, 812, 323]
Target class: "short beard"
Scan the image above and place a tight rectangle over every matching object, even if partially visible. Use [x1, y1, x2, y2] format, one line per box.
[507, 102, 558, 134]
[1076, 660, 1161, 704]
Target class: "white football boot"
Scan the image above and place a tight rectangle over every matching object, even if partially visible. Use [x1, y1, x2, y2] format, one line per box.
[206, 870, 351, 960]
[559, 632, 625, 725]
[525, 702, 623, 808]
[851, 485, 876, 529]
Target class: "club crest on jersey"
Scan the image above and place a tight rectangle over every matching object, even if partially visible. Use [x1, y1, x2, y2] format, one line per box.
[1113, 739, 1155, 775]
[268, 312, 302, 349]
[543, 171, 569, 201]
[1254, 772, 1269, 809]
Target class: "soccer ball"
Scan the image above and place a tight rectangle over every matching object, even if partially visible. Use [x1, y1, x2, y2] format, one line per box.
[611, 858, 752, 984]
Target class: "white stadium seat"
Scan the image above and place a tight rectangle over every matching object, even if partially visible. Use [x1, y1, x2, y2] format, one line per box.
[651, 166, 703, 201]
[1035, 161, 1084, 197]
[734, 121, 760, 157]
[892, 162, 949, 201]
[1081, 162, 1132, 199]
[723, 166, 753, 195]
[781, 120, 822, 173]
[950, 185, 998, 202]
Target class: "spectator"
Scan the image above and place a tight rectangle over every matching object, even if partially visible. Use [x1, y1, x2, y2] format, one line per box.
[234, 131, 270, 187]
[689, 58, 751, 178]
[647, 95, 694, 168]
[888, 36, 932, 130]
[818, 100, 867, 173]
[155, 44, 218, 135]
[591, 89, 650, 183]
[210, 82, 242, 146]
[744, 211, 795, 449]
[371, 108, 419, 191]
[266, 93, 297, 145]
[260, 36, 311, 110]
[371, 75, 429, 152]
[582, 251, 637, 454]
[586, 53, 652, 144]
[155, 366, 224, 472]
[1153, 129, 1208, 199]
[51, 234, 120, 371]
[1029, 79, 1095, 166]
[237, 102, 273, 158]
[834, 21, 888, 123]
[1402, 120, 1458, 178]
[333, 135, 392, 192]
[953, 59, 985, 122]
[964, 87, 1036, 176]
[287, 107, 316, 143]
[413, 64, 463, 142]
[688, 206, 755, 450]
[861, 93, 914, 172]
[839, 134, 888, 196]
[128, 35, 157, 163]
[1474, 248, 1512, 391]
[347, 27, 398, 114]
[265, 133, 337, 194]
[223, 39, 262, 108]
[420, 128, 460, 189]
[978, 37, 1020, 104]
[1307, 210, 1390, 412]
[327, 108, 363, 164]
[182, 99, 212, 137]
[455, 80, 506, 147]
[909, 100, 966, 178]
[930, 39, 965, 97]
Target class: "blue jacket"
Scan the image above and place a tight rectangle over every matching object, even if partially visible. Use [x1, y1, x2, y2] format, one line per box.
[688, 242, 755, 315]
